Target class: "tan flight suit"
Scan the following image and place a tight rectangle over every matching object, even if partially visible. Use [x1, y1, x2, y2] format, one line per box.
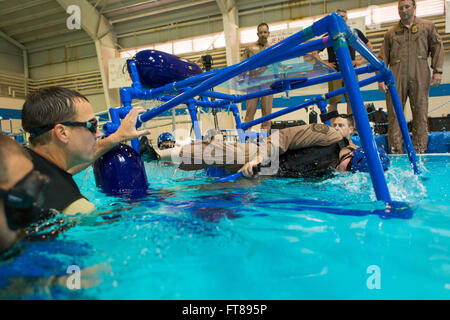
[178, 124, 352, 173]
[242, 42, 273, 132]
[379, 17, 444, 154]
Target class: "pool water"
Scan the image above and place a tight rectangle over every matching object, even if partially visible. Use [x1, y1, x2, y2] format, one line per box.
[1, 155, 449, 299]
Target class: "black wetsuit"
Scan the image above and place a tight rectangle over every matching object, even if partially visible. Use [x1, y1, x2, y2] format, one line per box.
[27, 149, 86, 212]
[277, 139, 349, 178]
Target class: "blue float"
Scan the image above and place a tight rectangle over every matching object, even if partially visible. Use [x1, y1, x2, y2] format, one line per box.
[93, 143, 148, 197]
[128, 50, 203, 89]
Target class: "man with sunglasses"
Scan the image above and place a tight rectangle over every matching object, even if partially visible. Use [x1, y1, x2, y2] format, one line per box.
[21, 86, 151, 215]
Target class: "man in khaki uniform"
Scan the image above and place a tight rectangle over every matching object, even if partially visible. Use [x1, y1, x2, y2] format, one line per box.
[378, 0, 444, 154]
[242, 23, 273, 133]
[158, 124, 358, 176]
[313, 9, 373, 115]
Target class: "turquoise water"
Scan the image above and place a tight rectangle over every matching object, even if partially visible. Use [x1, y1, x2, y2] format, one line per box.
[1, 155, 450, 299]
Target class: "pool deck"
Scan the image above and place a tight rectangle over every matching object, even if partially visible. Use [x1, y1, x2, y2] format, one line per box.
[351, 131, 450, 154]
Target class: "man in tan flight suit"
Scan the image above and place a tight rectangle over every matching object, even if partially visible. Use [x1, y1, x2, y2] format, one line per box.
[157, 124, 358, 176]
[242, 22, 273, 133]
[378, 0, 444, 154]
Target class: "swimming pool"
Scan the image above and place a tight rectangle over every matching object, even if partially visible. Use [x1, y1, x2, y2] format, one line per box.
[1, 154, 449, 299]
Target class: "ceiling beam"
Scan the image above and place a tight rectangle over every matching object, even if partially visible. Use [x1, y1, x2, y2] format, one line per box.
[0, 0, 53, 15]
[0, 8, 63, 28]
[0, 29, 25, 50]
[101, 0, 159, 15]
[18, 28, 78, 44]
[56, 0, 117, 47]
[110, 0, 215, 24]
[56, 0, 120, 107]
[7, 18, 68, 37]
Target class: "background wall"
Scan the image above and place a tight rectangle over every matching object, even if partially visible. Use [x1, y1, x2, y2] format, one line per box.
[0, 0, 448, 143]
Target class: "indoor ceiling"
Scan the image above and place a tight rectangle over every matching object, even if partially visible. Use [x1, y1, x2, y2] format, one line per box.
[0, 0, 412, 52]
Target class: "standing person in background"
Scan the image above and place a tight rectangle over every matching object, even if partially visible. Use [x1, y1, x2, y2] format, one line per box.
[378, 0, 444, 154]
[313, 9, 373, 115]
[242, 22, 273, 133]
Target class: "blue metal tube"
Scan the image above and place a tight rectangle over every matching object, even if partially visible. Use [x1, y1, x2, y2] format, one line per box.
[241, 73, 382, 131]
[139, 15, 334, 124]
[241, 98, 316, 131]
[317, 99, 330, 126]
[387, 79, 420, 174]
[348, 27, 419, 174]
[331, 16, 391, 202]
[128, 60, 142, 90]
[238, 64, 375, 102]
[187, 103, 202, 140]
[326, 74, 383, 99]
[191, 63, 374, 107]
[151, 69, 219, 96]
[347, 32, 386, 72]
[148, 39, 329, 103]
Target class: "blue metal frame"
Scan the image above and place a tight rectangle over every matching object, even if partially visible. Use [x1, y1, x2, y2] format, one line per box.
[102, 13, 420, 202]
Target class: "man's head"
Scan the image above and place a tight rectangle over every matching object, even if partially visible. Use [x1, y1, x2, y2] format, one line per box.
[336, 9, 348, 21]
[157, 132, 176, 150]
[257, 22, 270, 45]
[22, 86, 100, 167]
[398, 0, 416, 23]
[0, 133, 49, 241]
[331, 115, 354, 140]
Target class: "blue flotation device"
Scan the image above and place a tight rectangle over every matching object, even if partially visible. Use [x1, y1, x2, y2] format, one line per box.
[93, 143, 148, 197]
[205, 167, 228, 178]
[351, 147, 390, 173]
[128, 49, 203, 89]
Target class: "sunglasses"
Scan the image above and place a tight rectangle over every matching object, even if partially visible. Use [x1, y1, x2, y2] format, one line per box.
[29, 118, 98, 138]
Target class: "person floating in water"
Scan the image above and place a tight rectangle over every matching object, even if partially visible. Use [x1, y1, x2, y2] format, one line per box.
[155, 123, 389, 179]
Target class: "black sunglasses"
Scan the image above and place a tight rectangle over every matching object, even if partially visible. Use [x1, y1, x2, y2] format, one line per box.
[29, 118, 98, 138]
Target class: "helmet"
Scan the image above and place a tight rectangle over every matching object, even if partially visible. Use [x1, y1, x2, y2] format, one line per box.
[157, 132, 175, 149]
[203, 128, 221, 142]
[351, 147, 390, 173]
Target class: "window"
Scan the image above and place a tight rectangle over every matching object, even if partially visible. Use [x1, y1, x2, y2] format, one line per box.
[288, 18, 313, 30]
[154, 42, 173, 54]
[240, 28, 257, 44]
[193, 35, 214, 51]
[212, 32, 226, 48]
[119, 1, 445, 57]
[173, 39, 193, 55]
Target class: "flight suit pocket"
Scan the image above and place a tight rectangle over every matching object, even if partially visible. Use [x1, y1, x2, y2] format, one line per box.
[415, 31, 429, 60]
[390, 58, 402, 66]
[390, 34, 407, 62]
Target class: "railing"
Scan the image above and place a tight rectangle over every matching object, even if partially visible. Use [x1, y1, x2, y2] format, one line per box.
[0, 71, 103, 99]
